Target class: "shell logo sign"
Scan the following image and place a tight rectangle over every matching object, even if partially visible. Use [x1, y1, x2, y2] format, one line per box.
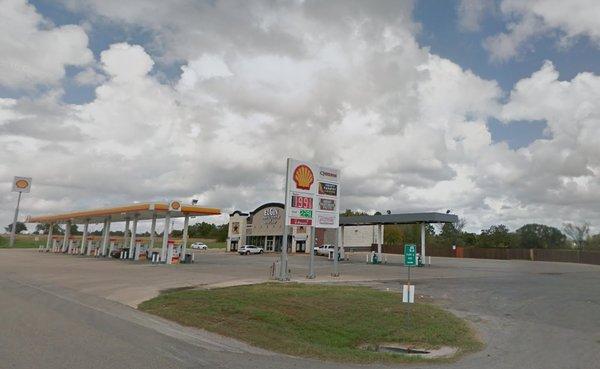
[12, 176, 32, 193]
[169, 200, 182, 211]
[293, 164, 314, 190]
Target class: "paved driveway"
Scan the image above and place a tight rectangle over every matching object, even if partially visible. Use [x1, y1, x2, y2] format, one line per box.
[1, 249, 598, 369]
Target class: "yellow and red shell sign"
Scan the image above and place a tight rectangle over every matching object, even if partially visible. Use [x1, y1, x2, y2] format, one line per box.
[293, 164, 314, 190]
[15, 179, 29, 189]
[170, 201, 181, 211]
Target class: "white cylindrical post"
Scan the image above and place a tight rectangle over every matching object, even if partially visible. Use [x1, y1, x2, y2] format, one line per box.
[123, 218, 130, 253]
[9, 191, 22, 248]
[161, 213, 171, 263]
[45, 223, 53, 251]
[420, 222, 426, 265]
[377, 224, 382, 260]
[181, 214, 189, 263]
[102, 218, 112, 257]
[341, 226, 345, 260]
[307, 227, 315, 279]
[62, 221, 71, 253]
[149, 213, 157, 253]
[129, 215, 138, 259]
[80, 220, 89, 255]
[333, 227, 340, 277]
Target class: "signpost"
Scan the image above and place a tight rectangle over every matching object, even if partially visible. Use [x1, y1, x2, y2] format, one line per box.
[282, 159, 340, 280]
[403, 244, 417, 303]
[9, 177, 32, 248]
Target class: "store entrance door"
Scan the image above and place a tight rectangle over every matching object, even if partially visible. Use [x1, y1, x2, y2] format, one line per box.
[266, 237, 274, 252]
[230, 240, 238, 252]
[296, 240, 306, 253]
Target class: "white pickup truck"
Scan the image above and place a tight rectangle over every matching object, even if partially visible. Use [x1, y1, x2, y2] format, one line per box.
[315, 244, 335, 256]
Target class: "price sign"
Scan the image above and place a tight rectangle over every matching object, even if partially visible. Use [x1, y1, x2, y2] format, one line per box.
[291, 195, 313, 209]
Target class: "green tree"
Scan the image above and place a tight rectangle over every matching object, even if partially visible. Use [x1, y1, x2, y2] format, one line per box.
[516, 224, 566, 249]
[34, 223, 64, 235]
[563, 223, 589, 250]
[340, 209, 368, 217]
[5, 222, 27, 234]
[477, 224, 514, 248]
[384, 225, 404, 245]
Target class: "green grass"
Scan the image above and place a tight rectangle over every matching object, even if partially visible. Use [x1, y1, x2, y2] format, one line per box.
[139, 283, 482, 364]
[205, 241, 226, 249]
[0, 236, 43, 248]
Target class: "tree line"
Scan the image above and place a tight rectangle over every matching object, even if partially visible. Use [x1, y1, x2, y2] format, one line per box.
[6, 221, 228, 242]
[341, 209, 600, 251]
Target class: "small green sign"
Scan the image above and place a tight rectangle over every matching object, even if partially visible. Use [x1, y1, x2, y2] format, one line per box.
[299, 210, 313, 218]
[404, 244, 417, 266]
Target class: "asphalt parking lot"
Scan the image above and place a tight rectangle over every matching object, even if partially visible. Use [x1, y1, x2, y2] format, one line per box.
[1, 249, 599, 369]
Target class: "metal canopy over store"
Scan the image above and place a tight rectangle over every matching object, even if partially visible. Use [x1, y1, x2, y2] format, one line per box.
[26, 202, 220, 265]
[339, 212, 458, 226]
[339, 212, 459, 265]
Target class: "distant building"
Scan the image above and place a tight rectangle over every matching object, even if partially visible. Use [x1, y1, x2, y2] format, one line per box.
[226, 202, 379, 253]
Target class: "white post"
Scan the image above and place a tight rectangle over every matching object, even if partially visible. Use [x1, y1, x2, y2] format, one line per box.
[377, 224, 382, 260]
[99, 219, 107, 256]
[161, 212, 171, 263]
[279, 158, 291, 281]
[307, 226, 315, 279]
[149, 213, 157, 253]
[9, 191, 22, 248]
[333, 227, 340, 277]
[45, 223, 53, 251]
[129, 215, 138, 259]
[420, 222, 426, 265]
[80, 220, 89, 255]
[102, 218, 111, 257]
[181, 214, 189, 262]
[123, 218, 130, 255]
[62, 221, 71, 253]
[341, 226, 345, 259]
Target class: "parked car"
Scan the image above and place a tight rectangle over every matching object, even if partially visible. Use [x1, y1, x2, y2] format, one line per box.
[191, 242, 208, 250]
[238, 245, 264, 255]
[316, 244, 335, 256]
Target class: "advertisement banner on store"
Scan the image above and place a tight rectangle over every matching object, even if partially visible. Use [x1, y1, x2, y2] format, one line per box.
[284, 158, 340, 228]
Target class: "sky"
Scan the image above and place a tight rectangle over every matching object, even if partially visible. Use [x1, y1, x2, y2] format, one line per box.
[1, 0, 599, 233]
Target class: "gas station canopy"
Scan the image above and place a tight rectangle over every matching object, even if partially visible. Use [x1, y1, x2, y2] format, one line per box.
[339, 212, 458, 226]
[26, 202, 221, 224]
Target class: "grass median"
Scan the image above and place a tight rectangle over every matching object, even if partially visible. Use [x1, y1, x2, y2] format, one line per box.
[139, 282, 482, 364]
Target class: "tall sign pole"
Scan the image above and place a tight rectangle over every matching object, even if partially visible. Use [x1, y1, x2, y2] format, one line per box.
[279, 159, 292, 281]
[9, 177, 32, 248]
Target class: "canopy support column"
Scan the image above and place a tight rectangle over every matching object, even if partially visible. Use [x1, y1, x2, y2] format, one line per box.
[45, 223, 53, 252]
[181, 214, 189, 262]
[62, 221, 71, 253]
[101, 217, 111, 257]
[420, 222, 426, 265]
[80, 220, 89, 255]
[123, 218, 130, 255]
[149, 213, 157, 252]
[377, 224, 383, 260]
[129, 215, 138, 260]
[161, 212, 171, 263]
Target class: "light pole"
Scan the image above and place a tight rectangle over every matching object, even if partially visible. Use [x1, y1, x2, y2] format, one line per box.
[9, 177, 32, 248]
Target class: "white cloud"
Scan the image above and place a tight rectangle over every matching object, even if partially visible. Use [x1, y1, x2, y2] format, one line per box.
[0, 0, 93, 89]
[457, 0, 495, 32]
[485, 0, 600, 61]
[1, 1, 600, 234]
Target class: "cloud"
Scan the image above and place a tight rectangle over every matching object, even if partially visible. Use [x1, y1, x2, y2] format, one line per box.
[484, 0, 600, 62]
[0, 0, 93, 89]
[457, 0, 495, 32]
[1, 0, 599, 235]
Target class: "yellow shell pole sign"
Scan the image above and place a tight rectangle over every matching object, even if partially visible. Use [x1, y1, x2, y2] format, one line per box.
[12, 176, 32, 193]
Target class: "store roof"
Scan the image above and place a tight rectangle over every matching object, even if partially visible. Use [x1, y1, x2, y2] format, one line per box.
[26, 202, 221, 224]
[339, 212, 458, 226]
